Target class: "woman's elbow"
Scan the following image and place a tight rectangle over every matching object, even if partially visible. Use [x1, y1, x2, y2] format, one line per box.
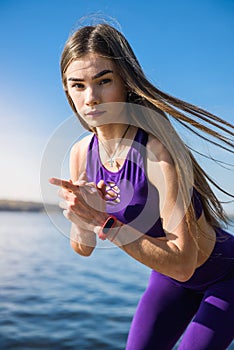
[175, 269, 195, 282]
[70, 240, 94, 257]
[173, 261, 196, 282]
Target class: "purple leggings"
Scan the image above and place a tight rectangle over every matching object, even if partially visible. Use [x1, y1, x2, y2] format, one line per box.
[126, 270, 234, 350]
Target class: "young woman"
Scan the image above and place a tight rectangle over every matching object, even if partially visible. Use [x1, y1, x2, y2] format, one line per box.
[50, 23, 234, 349]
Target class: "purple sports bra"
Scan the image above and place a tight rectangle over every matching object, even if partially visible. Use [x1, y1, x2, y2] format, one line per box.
[86, 128, 202, 237]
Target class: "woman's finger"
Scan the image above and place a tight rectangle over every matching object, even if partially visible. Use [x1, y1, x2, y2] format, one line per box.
[49, 177, 79, 193]
[97, 180, 106, 197]
[58, 188, 75, 203]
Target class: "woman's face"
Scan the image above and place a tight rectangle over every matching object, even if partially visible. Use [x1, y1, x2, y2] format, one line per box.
[65, 54, 128, 127]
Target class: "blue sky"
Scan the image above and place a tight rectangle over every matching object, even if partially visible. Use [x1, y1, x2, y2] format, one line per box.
[0, 0, 233, 213]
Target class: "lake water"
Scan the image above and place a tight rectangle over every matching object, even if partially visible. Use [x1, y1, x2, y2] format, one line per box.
[0, 212, 233, 349]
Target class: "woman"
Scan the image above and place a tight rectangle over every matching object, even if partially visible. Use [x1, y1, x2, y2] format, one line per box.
[50, 23, 234, 349]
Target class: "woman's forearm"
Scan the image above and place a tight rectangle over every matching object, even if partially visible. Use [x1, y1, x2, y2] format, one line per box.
[70, 223, 96, 256]
[111, 223, 197, 282]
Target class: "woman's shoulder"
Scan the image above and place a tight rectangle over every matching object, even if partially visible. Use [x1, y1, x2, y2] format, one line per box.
[70, 133, 94, 180]
[70, 133, 93, 158]
[147, 133, 173, 164]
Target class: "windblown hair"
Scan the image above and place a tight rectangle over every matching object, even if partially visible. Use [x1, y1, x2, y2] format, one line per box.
[60, 23, 234, 232]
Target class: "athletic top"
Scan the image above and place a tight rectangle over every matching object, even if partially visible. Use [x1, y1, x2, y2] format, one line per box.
[86, 127, 202, 237]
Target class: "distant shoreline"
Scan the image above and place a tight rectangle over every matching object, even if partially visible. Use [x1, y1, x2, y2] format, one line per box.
[0, 199, 59, 212]
[0, 199, 233, 220]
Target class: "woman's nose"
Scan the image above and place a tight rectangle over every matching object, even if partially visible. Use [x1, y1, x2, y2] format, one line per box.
[85, 87, 100, 106]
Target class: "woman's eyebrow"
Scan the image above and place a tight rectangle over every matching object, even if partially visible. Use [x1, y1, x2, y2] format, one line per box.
[67, 69, 113, 82]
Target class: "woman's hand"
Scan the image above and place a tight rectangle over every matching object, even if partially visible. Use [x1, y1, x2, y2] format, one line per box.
[49, 173, 108, 233]
[49, 173, 109, 255]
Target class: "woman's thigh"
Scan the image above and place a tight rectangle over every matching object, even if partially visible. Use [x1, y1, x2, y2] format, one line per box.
[126, 271, 202, 350]
[178, 275, 234, 350]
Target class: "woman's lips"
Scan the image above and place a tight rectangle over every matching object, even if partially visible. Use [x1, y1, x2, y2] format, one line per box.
[86, 110, 106, 117]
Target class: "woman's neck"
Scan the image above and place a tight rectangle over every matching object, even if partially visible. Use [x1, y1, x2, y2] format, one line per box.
[96, 124, 131, 141]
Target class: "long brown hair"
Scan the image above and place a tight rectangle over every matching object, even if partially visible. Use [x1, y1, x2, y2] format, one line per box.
[60, 23, 234, 231]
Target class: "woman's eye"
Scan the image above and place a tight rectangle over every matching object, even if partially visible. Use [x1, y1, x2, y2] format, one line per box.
[99, 78, 111, 85]
[72, 83, 84, 89]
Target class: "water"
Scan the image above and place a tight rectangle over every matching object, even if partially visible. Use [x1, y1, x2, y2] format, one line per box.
[0, 212, 149, 350]
[0, 212, 233, 350]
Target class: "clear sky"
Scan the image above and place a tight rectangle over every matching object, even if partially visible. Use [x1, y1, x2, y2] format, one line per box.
[0, 0, 233, 213]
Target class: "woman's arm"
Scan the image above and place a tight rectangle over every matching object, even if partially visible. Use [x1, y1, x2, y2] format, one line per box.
[68, 135, 97, 256]
[69, 223, 96, 257]
[110, 136, 199, 282]
[110, 221, 198, 282]
[52, 134, 199, 277]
